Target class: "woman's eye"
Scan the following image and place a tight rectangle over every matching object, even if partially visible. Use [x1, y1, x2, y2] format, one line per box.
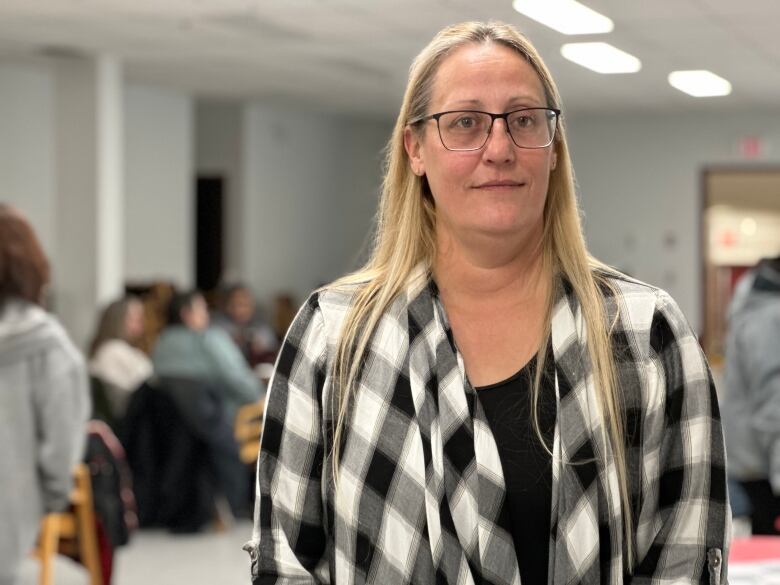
[454, 116, 477, 128]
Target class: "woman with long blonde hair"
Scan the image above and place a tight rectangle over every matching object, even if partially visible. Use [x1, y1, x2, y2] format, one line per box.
[246, 21, 729, 585]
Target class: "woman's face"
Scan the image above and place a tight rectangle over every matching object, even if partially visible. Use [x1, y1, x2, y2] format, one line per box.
[405, 42, 556, 250]
[227, 288, 255, 324]
[124, 301, 145, 341]
[183, 295, 210, 331]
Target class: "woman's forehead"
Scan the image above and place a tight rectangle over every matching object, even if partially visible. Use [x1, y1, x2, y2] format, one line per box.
[431, 42, 546, 108]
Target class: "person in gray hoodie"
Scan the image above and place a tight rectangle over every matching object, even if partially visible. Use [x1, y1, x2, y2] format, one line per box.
[722, 254, 780, 535]
[0, 204, 90, 585]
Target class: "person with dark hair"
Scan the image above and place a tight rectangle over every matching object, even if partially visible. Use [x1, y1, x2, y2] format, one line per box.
[164, 290, 207, 328]
[152, 290, 263, 422]
[0, 203, 90, 584]
[212, 283, 278, 367]
[89, 296, 153, 419]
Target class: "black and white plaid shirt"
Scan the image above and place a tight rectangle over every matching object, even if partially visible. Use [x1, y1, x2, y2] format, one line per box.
[246, 265, 730, 584]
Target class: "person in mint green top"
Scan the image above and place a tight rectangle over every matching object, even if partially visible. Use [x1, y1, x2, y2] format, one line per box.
[152, 290, 263, 422]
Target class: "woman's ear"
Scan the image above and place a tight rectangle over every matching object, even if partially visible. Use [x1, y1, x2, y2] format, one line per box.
[404, 126, 426, 176]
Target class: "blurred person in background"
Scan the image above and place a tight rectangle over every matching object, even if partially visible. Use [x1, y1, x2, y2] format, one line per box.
[246, 21, 729, 585]
[89, 295, 153, 421]
[0, 203, 90, 585]
[271, 292, 298, 342]
[722, 254, 780, 535]
[213, 283, 278, 367]
[152, 290, 263, 422]
[133, 281, 175, 354]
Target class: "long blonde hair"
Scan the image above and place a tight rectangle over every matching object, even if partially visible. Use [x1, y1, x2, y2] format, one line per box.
[329, 21, 632, 566]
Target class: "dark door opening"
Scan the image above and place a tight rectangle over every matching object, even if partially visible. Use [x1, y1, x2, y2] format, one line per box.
[196, 176, 224, 294]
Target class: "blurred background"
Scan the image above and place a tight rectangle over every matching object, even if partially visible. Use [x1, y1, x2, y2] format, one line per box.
[2, 0, 779, 583]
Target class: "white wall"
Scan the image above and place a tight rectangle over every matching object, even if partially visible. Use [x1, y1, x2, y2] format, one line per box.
[0, 62, 55, 251]
[124, 84, 194, 288]
[567, 108, 780, 332]
[52, 56, 122, 349]
[242, 103, 391, 305]
[0, 61, 195, 293]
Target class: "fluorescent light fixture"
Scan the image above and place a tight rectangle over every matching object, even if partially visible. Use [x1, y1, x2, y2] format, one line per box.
[668, 70, 732, 97]
[512, 0, 614, 35]
[560, 42, 641, 74]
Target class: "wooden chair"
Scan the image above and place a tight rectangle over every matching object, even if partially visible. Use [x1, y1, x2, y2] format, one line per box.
[34, 463, 103, 585]
[234, 400, 265, 465]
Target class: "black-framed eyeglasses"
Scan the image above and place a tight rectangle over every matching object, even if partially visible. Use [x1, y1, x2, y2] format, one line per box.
[410, 107, 561, 151]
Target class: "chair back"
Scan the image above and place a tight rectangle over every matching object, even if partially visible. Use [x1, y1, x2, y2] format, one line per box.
[35, 463, 103, 585]
[234, 400, 264, 465]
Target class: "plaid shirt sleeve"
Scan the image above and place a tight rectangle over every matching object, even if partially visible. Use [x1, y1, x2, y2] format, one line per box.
[246, 293, 330, 585]
[631, 290, 730, 585]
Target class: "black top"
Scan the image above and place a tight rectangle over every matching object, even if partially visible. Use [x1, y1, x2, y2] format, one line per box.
[476, 345, 556, 585]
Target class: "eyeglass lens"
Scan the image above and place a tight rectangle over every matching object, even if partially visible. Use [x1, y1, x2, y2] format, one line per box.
[437, 109, 556, 150]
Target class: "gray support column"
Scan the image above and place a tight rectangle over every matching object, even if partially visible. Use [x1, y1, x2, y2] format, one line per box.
[53, 55, 124, 351]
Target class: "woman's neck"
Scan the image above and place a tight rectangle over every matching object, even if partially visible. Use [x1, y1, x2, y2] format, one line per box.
[432, 226, 552, 386]
[433, 227, 549, 308]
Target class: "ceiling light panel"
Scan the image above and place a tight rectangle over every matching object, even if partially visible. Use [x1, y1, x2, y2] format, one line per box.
[511, 0, 614, 35]
[560, 42, 641, 74]
[668, 70, 732, 97]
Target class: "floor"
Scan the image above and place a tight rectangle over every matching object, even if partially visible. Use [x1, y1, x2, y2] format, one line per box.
[18, 520, 254, 585]
[730, 562, 780, 585]
[114, 520, 253, 585]
[18, 522, 780, 585]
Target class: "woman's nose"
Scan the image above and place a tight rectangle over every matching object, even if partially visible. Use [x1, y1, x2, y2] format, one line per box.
[482, 118, 516, 163]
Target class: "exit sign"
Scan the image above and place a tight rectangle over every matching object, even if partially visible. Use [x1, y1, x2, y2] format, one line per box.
[738, 136, 766, 159]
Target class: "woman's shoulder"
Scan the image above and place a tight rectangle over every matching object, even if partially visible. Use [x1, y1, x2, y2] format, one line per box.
[0, 300, 80, 358]
[0, 302, 85, 387]
[593, 268, 692, 336]
[316, 283, 361, 313]
[595, 267, 674, 307]
[292, 284, 362, 343]
[284, 278, 414, 353]
[156, 324, 194, 343]
[151, 326, 199, 359]
[92, 338, 150, 365]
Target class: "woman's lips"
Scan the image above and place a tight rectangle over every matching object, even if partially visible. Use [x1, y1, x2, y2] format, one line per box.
[474, 180, 526, 189]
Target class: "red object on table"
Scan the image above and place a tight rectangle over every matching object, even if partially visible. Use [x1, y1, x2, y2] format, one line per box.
[730, 536, 780, 563]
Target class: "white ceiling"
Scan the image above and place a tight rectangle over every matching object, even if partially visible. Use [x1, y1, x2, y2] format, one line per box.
[1, 0, 779, 117]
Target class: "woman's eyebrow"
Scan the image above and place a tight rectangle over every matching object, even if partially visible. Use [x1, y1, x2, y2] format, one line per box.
[444, 95, 545, 109]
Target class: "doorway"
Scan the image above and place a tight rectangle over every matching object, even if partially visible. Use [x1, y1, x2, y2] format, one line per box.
[701, 168, 780, 362]
[195, 176, 225, 295]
